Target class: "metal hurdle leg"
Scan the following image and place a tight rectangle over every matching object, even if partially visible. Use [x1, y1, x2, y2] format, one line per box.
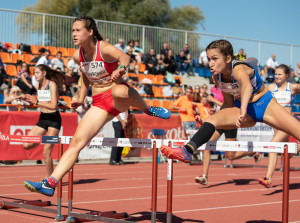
[151, 141, 158, 223]
[55, 139, 64, 221]
[66, 168, 75, 223]
[282, 144, 290, 223]
[166, 158, 173, 223]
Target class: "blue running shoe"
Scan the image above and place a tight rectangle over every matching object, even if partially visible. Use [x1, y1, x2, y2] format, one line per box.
[147, 106, 171, 119]
[24, 178, 55, 197]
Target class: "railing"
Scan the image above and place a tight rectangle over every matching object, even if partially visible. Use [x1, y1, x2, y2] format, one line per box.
[1, 8, 300, 68]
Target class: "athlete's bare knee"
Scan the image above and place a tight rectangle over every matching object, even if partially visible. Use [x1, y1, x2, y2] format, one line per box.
[23, 143, 33, 150]
[69, 137, 85, 153]
[226, 152, 235, 160]
[112, 85, 129, 99]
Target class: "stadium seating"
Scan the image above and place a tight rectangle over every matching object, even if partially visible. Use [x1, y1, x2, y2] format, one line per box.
[4, 65, 17, 77]
[0, 52, 12, 63]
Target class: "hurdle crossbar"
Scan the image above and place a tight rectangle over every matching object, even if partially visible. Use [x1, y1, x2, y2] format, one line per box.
[1, 135, 297, 223]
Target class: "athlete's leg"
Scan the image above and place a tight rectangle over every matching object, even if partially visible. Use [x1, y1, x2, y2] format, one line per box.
[112, 84, 148, 111]
[263, 98, 300, 141]
[51, 107, 114, 181]
[226, 151, 256, 160]
[112, 84, 170, 119]
[23, 126, 47, 150]
[43, 127, 60, 177]
[267, 130, 289, 179]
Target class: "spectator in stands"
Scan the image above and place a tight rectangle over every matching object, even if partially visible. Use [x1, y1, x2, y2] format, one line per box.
[172, 85, 196, 133]
[144, 48, 158, 74]
[163, 49, 177, 74]
[193, 85, 201, 99]
[133, 40, 144, 63]
[36, 49, 51, 67]
[266, 54, 278, 75]
[156, 54, 166, 75]
[114, 38, 127, 53]
[14, 62, 35, 95]
[210, 84, 224, 110]
[260, 65, 268, 83]
[0, 56, 9, 93]
[176, 50, 188, 75]
[235, 48, 247, 60]
[4, 86, 29, 111]
[195, 94, 212, 124]
[199, 50, 209, 68]
[126, 39, 135, 53]
[67, 58, 79, 75]
[287, 68, 299, 83]
[182, 43, 190, 56]
[160, 42, 169, 58]
[105, 38, 110, 43]
[200, 84, 208, 97]
[64, 66, 79, 96]
[51, 51, 65, 72]
[186, 54, 195, 76]
[127, 48, 139, 74]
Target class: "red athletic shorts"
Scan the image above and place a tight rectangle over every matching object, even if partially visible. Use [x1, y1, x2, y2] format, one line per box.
[92, 82, 130, 116]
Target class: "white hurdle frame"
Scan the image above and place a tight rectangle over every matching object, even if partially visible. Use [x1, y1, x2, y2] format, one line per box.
[1, 135, 296, 223]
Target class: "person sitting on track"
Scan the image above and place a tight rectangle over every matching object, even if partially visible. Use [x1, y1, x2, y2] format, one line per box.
[160, 39, 300, 165]
[23, 15, 170, 197]
[258, 64, 300, 188]
[23, 64, 64, 177]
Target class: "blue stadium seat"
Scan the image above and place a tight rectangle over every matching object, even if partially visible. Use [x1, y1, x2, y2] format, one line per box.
[0, 94, 4, 104]
[293, 94, 300, 103]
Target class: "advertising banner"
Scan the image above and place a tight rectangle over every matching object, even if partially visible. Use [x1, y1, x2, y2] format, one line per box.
[0, 111, 77, 160]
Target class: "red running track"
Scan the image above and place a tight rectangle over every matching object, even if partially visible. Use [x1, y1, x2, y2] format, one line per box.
[0, 157, 300, 223]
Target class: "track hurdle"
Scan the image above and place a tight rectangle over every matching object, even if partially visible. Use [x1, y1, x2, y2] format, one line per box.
[0, 135, 64, 218]
[162, 140, 297, 223]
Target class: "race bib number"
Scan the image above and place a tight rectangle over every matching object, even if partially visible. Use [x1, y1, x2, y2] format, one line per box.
[38, 90, 51, 101]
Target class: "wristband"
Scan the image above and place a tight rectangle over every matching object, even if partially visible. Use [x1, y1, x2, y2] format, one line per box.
[117, 65, 127, 70]
[36, 100, 39, 106]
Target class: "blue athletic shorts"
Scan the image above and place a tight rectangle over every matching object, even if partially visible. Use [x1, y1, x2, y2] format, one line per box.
[234, 91, 273, 122]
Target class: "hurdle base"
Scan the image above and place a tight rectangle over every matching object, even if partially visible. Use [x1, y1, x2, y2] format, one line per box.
[151, 211, 156, 223]
[55, 214, 65, 221]
[166, 213, 172, 223]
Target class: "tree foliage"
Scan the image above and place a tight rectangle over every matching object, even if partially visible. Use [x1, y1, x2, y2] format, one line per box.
[24, 0, 204, 31]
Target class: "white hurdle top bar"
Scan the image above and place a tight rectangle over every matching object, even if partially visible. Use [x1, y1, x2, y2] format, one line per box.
[59, 136, 297, 154]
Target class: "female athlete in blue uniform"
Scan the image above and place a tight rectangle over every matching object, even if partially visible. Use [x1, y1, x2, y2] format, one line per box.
[161, 40, 300, 163]
[258, 64, 300, 188]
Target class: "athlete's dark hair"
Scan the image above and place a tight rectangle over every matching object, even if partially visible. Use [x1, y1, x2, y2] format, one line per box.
[35, 64, 65, 93]
[74, 16, 103, 42]
[276, 64, 290, 77]
[206, 39, 234, 60]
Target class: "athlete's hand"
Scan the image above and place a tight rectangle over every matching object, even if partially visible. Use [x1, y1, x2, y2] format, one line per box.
[195, 115, 204, 125]
[236, 114, 246, 127]
[71, 100, 83, 109]
[110, 68, 126, 82]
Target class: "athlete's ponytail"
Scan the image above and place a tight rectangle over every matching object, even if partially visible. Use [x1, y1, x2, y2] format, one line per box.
[35, 64, 65, 94]
[74, 16, 103, 42]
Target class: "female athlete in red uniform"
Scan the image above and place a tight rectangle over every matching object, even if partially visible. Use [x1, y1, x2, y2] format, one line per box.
[24, 16, 170, 196]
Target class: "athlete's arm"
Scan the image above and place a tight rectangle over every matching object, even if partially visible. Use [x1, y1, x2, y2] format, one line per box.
[291, 83, 300, 95]
[71, 51, 88, 108]
[101, 41, 130, 82]
[233, 64, 253, 127]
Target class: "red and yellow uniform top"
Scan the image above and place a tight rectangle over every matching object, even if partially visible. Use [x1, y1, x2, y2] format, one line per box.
[173, 95, 195, 122]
